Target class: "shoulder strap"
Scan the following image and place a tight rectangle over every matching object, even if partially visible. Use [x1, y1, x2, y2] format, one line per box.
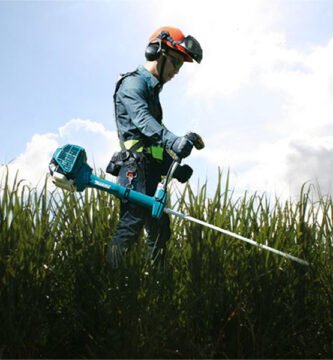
[113, 71, 137, 151]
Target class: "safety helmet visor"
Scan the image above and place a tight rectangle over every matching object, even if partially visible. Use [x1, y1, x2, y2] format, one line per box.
[178, 35, 203, 63]
[167, 53, 184, 71]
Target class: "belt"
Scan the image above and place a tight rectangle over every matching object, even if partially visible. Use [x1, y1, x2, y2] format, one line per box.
[123, 139, 164, 160]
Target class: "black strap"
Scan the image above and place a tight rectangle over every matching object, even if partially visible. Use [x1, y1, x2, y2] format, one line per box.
[114, 69, 154, 154]
[159, 55, 167, 85]
[113, 71, 137, 151]
[127, 140, 144, 152]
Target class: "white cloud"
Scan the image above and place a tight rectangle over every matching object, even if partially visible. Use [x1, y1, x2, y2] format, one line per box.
[285, 136, 333, 196]
[260, 38, 333, 136]
[150, 0, 280, 98]
[146, 0, 333, 198]
[0, 119, 118, 188]
[240, 38, 333, 198]
[57, 118, 119, 170]
[214, 135, 333, 200]
[0, 133, 59, 188]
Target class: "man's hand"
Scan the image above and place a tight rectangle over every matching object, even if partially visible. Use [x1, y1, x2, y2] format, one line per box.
[174, 164, 193, 183]
[171, 136, 193, 158]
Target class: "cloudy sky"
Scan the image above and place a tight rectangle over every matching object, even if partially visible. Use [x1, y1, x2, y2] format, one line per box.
[1, 0, 333, 200]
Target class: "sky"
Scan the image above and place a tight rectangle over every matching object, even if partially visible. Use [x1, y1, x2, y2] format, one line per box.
[1, 0, 333, 201]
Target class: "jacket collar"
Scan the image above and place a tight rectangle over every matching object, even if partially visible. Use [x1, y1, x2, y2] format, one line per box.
[137, 65, 161, 90]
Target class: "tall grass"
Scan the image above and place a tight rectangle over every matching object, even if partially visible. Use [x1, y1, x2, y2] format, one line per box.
[0, 170, 332, 358]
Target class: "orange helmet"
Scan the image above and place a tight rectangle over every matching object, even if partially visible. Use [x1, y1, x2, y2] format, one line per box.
[146, 26, 203, 63]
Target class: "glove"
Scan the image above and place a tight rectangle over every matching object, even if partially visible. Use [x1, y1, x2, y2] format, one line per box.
[174, 164, 193, 183]
[171, 136, 193, 158]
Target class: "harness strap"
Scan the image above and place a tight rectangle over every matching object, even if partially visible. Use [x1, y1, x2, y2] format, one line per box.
[113, 71, 137, 151]
[113, 70, 164, 160]
[124, 139, 164, 161]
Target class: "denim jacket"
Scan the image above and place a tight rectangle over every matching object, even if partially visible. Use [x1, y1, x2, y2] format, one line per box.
[114, 65, 177, 150]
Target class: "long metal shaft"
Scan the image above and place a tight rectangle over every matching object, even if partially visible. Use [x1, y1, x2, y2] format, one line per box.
[164, 207, 310, 266]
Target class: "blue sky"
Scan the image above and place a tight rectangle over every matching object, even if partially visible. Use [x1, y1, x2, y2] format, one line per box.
[0, 0, 148, 159]
[1, 0, 333, 199]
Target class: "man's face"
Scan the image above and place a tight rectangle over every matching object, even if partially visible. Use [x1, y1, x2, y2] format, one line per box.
[162, 50, 185, 83]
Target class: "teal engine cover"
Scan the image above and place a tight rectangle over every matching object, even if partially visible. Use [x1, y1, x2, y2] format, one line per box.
[50, 144, 92, 191]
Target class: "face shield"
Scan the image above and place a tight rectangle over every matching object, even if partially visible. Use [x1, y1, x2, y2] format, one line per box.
[178, 35, 203, 63]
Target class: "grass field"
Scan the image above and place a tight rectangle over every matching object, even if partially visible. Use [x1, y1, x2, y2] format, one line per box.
[0, 170, 332, 358]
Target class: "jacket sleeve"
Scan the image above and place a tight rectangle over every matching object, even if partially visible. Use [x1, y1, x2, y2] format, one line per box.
[117, 76, 178, 149]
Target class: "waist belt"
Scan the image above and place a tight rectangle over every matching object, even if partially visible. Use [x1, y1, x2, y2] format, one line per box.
[124, 139, 164, 160]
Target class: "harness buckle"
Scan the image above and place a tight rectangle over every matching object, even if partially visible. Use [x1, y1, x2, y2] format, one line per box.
[126, 170, 137, 189]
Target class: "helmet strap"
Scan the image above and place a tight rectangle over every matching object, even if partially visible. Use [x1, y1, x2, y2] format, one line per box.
[157, 51, 167, 85]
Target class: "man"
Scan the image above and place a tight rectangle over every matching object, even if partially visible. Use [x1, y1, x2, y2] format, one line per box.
[107, 26, 203, 269]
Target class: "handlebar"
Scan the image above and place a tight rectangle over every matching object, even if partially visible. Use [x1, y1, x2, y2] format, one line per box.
[173, 132, 205, 163]
[165, 132, 205, 189]
[185, 132, 205, 150]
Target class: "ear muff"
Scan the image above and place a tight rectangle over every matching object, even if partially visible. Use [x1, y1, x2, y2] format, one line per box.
[145, 43, 162, 61]
[145, 30, 170, 61]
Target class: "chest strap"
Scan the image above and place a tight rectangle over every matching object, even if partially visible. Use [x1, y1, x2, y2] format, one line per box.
[124, 139, 164, 160]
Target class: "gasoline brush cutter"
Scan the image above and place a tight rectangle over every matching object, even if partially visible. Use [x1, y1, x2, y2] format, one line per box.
[49, 134, 309, 266]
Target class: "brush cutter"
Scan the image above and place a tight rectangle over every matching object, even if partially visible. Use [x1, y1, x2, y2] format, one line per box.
[49, 135, 309, 266]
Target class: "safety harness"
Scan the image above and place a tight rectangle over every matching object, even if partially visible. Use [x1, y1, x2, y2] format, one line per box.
[113, 71, 164, 161]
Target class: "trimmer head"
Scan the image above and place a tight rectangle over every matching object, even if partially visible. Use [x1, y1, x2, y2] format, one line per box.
[49, 144, 92, 191]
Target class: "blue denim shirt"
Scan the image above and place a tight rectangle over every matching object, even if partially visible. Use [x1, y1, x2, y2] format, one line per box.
[114, 65, 178, 149]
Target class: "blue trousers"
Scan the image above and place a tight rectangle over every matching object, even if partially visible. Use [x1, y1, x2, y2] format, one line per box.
[107, 153, 171, 268]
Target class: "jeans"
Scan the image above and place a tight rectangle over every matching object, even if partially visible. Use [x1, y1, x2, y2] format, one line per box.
[107, 153, 171, 269]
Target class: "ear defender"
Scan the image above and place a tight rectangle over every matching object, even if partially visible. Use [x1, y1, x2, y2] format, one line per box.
[145, 43, 162, 61]
[145, 31, 171, 61]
